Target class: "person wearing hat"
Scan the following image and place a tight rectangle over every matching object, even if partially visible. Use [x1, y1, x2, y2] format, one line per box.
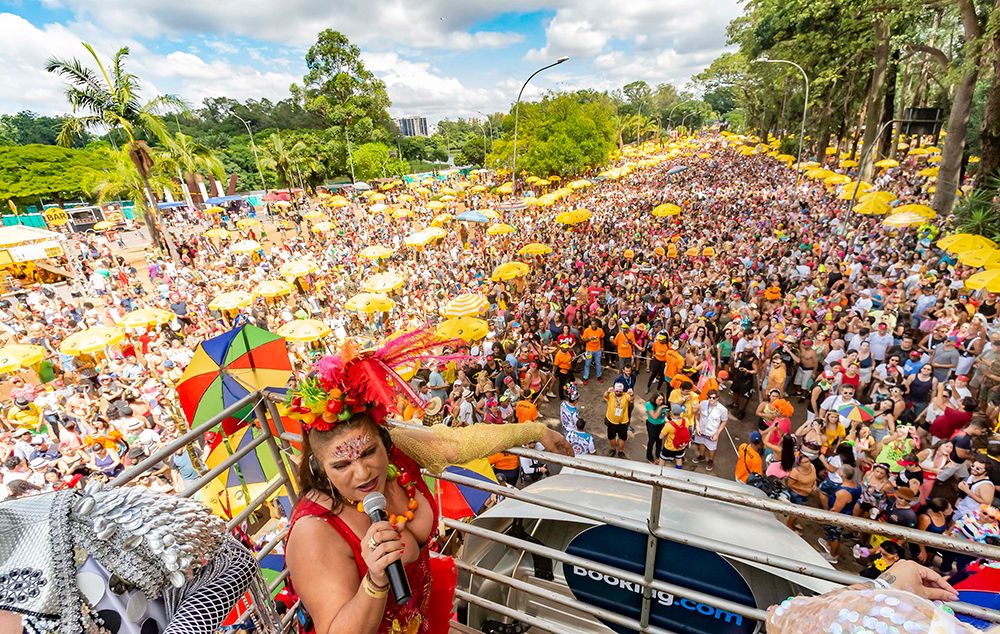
[515, 392, 539, 424]
[553, 341, 575, 398]
[456, 389, 476, 427]
[5, 397, 42, 434]
[604, 382, 631, 457]
[647, 332, 670, 393]
[581, 319, 605, 384]
[421, 397, 445, 427]
[658, 403, 692, 469]
[735, 431, 764, 484]
[613, 324, 637, 371]
[693, 389, 732, 471]
[11, 430, 34, 463]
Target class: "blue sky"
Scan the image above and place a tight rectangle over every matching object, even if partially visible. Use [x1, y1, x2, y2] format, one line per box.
[0, 0, 741, 122]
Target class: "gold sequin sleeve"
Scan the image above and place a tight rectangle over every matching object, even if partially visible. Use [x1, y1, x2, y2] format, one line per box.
[389, 423, 549, 474]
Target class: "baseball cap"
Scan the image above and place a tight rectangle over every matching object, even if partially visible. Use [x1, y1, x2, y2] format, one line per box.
[613, 383, 624, 392]
[749, 431, 763, 443]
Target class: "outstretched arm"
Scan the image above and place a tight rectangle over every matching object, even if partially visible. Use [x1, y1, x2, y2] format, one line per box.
[389, 422, 571, 474]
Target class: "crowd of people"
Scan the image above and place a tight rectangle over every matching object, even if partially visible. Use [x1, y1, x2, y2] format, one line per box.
[1, 129, 998, 586]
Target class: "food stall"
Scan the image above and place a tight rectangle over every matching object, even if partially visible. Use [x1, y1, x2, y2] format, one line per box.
[0, 225, 73, 294]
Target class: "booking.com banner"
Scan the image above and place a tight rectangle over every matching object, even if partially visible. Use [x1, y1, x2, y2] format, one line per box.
[564, 524, 758, 634]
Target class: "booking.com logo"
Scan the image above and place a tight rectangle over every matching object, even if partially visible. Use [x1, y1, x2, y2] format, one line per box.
[569, 566, 746, 626]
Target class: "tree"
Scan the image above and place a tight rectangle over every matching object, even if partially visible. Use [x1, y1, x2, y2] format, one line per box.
[261, 132, 308, 188]
[160, 132, 225, 207]
[350, 142, 408, 181]
[85, 146, 176, 211]
[0, 111, 86, 146]
[46, 43, 185, 256]
[0, 144, 105, 205]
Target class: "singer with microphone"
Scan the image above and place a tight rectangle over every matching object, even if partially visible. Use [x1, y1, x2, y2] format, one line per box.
[284, 330, 572, 634]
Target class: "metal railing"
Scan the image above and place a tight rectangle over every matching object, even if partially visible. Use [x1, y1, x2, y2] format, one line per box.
[113, 395, 1000, 632]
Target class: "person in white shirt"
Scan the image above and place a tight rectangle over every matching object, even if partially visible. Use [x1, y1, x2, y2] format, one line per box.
[868, 323, 895, 363]
[693, 390, 731, 472]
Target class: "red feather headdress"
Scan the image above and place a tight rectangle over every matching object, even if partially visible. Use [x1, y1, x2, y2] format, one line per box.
[283, 327, 466, 432]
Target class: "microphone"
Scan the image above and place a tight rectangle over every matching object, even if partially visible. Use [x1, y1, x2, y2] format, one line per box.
[362, 492, 412, 604]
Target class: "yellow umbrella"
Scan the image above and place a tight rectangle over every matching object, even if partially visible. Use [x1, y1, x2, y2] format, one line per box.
[236, 218, 261, 230]
[793, 161, 821, 171]
[938, 234, 997, 254]
[882, 211, 928, 227]
[702, 246, 717, 257]
[424, 227, 448, 240]
[893, 204, 937, 219]
[486, 223, 515, 236]
[311, 221, 336, 234]
[481, 209, 500, 220]
[435, 317, 488, 342]
[279, 259, 318, 278]
[924, 145, 941, 153]
[275, 319, 332, 343]
[208, 290, 254, 312]
[652, 203, 681, 217]
[369, 203, 390, 214]
[256, 279, 294, 298]
[426, 200, 447, 211]
[120, 307, 175, 329]
[775, 154, 795, 164]
[496, 183, 514, 195]
[392, 208, 412, 219]
[328, 196, 350, 208]
[302, 210, 325, 220]
[398, 194, 416, 204]
[272, 201, 292, 208]
[918, 166, 939, 178]
[491, 261, 530, 282]
[860, 190, 897, 205]
[203, 228, 232, 240]
[928, 155, 941, 164]
[824, 174, 852, 186]
[231, 239, 261, 254]
[525, 176, 541, 184]
[908, 148, 929, 156]
[837, 181, 873, 200]
[518, 243, 553, 256]
[59, 326, 125, 356]
[439, 195, 456, 202]
[404, 230, 435, 248]
[369, 193, 387, 203]
[548, 175, 561, 182]
[970, 156, 981, 164]
[93, 220, 115, 231]
[853, 199, 892, 215]
[204, 206, 225, 214]
[345, 293, 396, 313]
[362, 272, 406, 294]
[569, 178, 593, 190]
[805, 168, 834, 180]
[840, 159, 859, 168]
[0, 345, 46, 373]
[471, 185, 488, 193]
[875, 158, 900, 169]
[556, 209, 593, 225]
[965, 269, 1000, 292]
[359, 245, 393, 260]
[414, 187, 431, 195]
[431, 213, 452, 227]
[441, 293, 490, 318]
[957, 248, 1000, 268]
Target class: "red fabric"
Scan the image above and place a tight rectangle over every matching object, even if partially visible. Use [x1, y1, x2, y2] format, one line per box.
[286, 447, 452, 634]
[929, 408, 973, 440]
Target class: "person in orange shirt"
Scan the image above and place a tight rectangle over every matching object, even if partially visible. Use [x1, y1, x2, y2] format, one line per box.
[582, 319, 605, 384]
[614, 324, 637, 370]
[515, 393, 539, 424]
[647, 333, 670, 393]
[553, 342, 575, 398]
[663, 344, 685, 394]
[489, 450, 521, 485]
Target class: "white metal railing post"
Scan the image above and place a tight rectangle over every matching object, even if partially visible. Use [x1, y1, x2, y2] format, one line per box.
[254, 398, 300, 506]
[640, 485, 663, 630]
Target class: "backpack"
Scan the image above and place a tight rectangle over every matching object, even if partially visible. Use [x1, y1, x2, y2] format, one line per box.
[670, 419, 691, 448]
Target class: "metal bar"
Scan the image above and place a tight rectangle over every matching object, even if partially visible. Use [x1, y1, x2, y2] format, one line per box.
[640, 485, 663, 629]
[455, 559, 676, 634]
[445, 518, 768, 623]
[280, 431, 303, 445]
[268, 568, 290, 594]
[180, 432, 270, 498]
[255, 526, 289, 561]
[111, 392, 261, 487]
[507, 445, 1000, 560]
[281, 599, 301, 629]
[264, 397, 294, 454]
[432, 470, 1000, 623]
[255, 399, 300, 506]
[455, 589, 562, 634]
[226, 476, 287, 530]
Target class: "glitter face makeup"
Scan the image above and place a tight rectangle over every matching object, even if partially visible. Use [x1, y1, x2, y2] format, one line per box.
[332, 433, 372, 462]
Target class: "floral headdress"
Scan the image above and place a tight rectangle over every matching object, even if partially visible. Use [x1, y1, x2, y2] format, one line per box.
[282, 327, 464, 433]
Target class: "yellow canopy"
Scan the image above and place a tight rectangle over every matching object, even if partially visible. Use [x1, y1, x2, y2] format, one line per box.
[965, 269, 1000, 292]
[441, 293, 490, 318]
[203, 206, 225, 214]
[392, 208, 412, 220]
[805, 168, 834, 180]
[368, 193, 387, 202]
[203, 228, 232, 240]
[652, 203, 681, 217]
[859, 190, 897, 205]
[837, 182, 873, 200]
[345, 293, 396, 313]
[555, 209, 593, 225]
[486, 223, 515, 236]
[918, 167, 939, 178]
[426, 201, 446, 211]
[518, 243, 553, 256]
[874, 158, 900, 169]
[853, 199, 892, 215]
[230, 240, 261, 254]
[496, 183, 514, 195]
[938, 234, 997, 254]
[435, 317, 488, 342]
[120, 307, 175, 329]
[569, 179, 593, 190]
[279, 259, 318, 278]
[256, 279, 294, 298]
[276, 319, 331, 343]
[59, 326, 125, 356]
[893, 204, 936, 219]
[362, 272, 406, 294]
[840, 159, 859, 168]
[236, 218, 261, 230]
[310, 221, 336, 234]
[404, 230, 436, 248]
[328, 196, 350, 207]
[209, 290, 254, 312]
[302, 210, 325, 220]
[956, 248, 1000, 268]
[882, 211, 928, 227]
[431, 213, 452, 227]
[491, 261, 530, 282]
[369, 203, 390, 214]
[0, 344, 46, 373]
[359, 245, 393, 260]
[824, 174, 852, 186]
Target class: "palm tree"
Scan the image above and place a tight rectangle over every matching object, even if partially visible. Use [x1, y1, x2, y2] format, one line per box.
[86, 146, 176, 210]
[46, 43, 185, 257]
[161, 132, 226, 207]
[261, 133, 310, 188]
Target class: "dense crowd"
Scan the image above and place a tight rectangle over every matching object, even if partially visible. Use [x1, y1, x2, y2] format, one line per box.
[1, 130, 996, 579]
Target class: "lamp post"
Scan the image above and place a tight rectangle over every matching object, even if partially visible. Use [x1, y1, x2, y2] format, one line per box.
[512, 56, 569, 196]
[636, 101, 642, 145]
[232, 113, 267, 194]
[666, 99, 695, 131]
[753, 57, 810, 186]
[476, 111, 494, 143]
[476, 121, 489, 168]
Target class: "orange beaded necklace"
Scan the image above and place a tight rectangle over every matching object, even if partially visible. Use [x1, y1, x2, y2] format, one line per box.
[355, 463, 420, 531]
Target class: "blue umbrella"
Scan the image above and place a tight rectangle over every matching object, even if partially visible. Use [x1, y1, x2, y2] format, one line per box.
[667, 166, 688, 175]
[455, 211, 490, 223]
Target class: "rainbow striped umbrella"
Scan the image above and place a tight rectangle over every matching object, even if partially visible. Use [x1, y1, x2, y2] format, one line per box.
[838, 403, 875, 423]
[424, 458, 499, 519]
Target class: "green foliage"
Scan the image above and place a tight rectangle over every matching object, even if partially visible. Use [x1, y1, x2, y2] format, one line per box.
[84, 146, 175, 213]
[953, 170, 1000, 241]
[0, 112, 86, 146]
[488, 93, 617, 177]
[0, 144, 105, 204]
[350, 142, 408, 181]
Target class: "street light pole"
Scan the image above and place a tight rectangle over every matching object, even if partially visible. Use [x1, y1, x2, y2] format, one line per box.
[667, 99, 695, 131]
[476, 121, 489, 168]
[476, 111, 494, 142]
[636, 101, 642, 145]
[232, 113, 267, 194]
[753, 57, 810, 186]
[512, 56, 569, 196]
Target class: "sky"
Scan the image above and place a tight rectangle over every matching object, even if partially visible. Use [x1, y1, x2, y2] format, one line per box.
[0, 0, 742, 123]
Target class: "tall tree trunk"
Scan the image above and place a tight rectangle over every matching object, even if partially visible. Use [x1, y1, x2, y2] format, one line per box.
[861, 19, 891, 182]
[879, 49, 900, 159]
[976, 11, 1000, 191]
[934, 69, 979, 213]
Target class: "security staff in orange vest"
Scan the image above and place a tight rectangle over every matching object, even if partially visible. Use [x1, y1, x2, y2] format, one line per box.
[647, 332, 671, 393]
